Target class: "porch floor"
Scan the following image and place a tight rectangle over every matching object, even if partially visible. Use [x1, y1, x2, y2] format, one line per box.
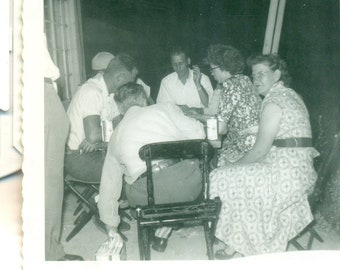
[61, 192, 340, 261]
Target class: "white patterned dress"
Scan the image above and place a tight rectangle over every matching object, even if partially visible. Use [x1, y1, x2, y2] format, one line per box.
[210, 81, 319, 256]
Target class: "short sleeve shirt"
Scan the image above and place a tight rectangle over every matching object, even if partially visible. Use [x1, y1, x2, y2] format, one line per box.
[217, 74, 262, 132]
[67, 74, 120, 150]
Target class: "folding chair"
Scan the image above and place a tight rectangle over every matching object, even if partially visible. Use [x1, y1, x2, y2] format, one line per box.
[289, 132, 340, 250]
[63, 174, 100, 241]
[64, 174, 132, 241]
[136, 139, 221, 260]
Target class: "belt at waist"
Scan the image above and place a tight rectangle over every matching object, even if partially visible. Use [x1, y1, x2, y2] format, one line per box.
[138, 159, 181, 179]
[273, 137, 312, 148]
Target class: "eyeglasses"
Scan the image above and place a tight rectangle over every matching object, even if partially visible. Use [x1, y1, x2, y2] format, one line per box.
[209, 66, 220, 72]
[251, 70, 272, 81]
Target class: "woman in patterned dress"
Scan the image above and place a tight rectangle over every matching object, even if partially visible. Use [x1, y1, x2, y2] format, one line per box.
[210, 54, 319, 258]
[206, 44, 262, 165]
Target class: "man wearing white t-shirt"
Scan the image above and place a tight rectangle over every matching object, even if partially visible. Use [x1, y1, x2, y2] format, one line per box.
[98, 82, 205, 252]
[156, 46, 214, 113]
[65, 53, 134, 183]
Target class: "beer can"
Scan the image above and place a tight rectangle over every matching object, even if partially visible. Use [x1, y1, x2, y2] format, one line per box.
[101, 120, 113, 142]
[207, 116, 218, 140]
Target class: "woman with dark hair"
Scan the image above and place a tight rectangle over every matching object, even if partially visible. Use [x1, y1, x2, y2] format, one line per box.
[210, 53, 318, 258]
[205, 44, 262, 164]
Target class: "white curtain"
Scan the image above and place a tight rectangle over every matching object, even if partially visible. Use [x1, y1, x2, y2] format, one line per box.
[44, 0, 85, 100]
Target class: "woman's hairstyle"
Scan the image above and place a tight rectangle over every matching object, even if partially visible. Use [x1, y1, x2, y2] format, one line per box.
[247, 53, 292, 87]
[205, 44, 245, 75]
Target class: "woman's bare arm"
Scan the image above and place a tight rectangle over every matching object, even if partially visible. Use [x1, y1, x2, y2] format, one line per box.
[235, 103, 282, 164]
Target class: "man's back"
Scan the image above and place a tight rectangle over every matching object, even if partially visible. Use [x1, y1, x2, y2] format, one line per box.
[111, 102, 205, 181]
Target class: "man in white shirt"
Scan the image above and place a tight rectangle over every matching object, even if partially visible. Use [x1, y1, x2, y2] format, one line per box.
[65, 54, 134, 183]
[156, 46, 214, 113]
[98, 82, 206, 252]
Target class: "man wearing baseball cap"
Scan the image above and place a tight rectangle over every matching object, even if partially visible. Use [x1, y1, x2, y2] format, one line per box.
[91, 51, 114, 76]
[91, 51, 153, 103]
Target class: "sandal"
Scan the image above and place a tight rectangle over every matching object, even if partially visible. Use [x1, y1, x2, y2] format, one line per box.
[215, 249, 237, 260]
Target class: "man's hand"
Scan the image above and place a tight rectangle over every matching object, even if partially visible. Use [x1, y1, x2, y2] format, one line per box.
[79, 139, 96, 153]
[106, 225, 118, 237]
[192, 65, 202, 86]
[94, 142, 108, 151]
[179, 105, 191, 115]
[192, 65, 209, 107]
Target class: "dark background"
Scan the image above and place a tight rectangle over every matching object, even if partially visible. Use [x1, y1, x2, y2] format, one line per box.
[81, 0, 270, 97]
[81, 0, 339, 140]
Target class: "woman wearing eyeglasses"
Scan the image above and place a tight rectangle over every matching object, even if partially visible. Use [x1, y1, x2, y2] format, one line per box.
[205, 44, 262, 165]
[210, 54, 318, 259]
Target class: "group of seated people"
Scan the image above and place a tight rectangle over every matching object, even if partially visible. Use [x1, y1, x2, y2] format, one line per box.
[60, 44, 318, 259]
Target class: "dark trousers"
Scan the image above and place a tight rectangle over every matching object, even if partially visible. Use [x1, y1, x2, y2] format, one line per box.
[44, 82, 69, 260]
[64, 150, 106, 183]
[125, 160, 202, 207]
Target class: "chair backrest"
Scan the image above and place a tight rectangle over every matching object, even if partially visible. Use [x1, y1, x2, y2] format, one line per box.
[309, 132, 340, 210]
[139, 139, 214, 207]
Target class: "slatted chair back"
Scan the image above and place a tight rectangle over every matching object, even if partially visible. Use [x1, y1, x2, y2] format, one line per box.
[139, 139, 215, 207]
[136, 139, 221, 260]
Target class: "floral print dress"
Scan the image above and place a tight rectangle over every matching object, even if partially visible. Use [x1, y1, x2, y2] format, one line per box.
[210, 82, 319, 256]
[217, 74, 262, 164]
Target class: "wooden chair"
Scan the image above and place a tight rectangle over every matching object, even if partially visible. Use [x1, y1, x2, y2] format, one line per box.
[136, 139, 221, 260]
[289, 132, 340, 250]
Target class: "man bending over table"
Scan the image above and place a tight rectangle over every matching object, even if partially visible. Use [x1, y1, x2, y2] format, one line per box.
[98, 82, 205, 252]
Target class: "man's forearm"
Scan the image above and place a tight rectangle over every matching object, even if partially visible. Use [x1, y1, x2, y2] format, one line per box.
[196, 85, 209, 107]
[84, 115, 103, 143]
[98, 152, 123, 229]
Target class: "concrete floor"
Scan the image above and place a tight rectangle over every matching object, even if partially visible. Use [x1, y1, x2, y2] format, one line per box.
[61, 192, 340, 261]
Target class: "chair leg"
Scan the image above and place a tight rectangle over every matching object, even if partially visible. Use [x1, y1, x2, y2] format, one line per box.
[142, 228, 151, 260]
[203, 221, 215, 260]
[138, 225, 151, 260]
[66, 210, 94, 242]
[307, 227, 324, 250]
[137, 223, 145, 260]
[309, 227, 324, 243]
[289, 239, 305, 250]
[119, 208, 133, 221]
[74, 210, 87, 225]
[74, 187, 96, 216]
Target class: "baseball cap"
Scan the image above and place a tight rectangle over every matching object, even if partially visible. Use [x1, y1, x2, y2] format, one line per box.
[91, 52, 114, 71]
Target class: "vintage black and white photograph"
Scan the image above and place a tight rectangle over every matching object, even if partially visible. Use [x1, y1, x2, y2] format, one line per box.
[19, 0, 339, 269]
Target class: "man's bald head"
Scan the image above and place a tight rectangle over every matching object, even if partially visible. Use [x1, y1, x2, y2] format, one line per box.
[103, 53, 135, 94]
